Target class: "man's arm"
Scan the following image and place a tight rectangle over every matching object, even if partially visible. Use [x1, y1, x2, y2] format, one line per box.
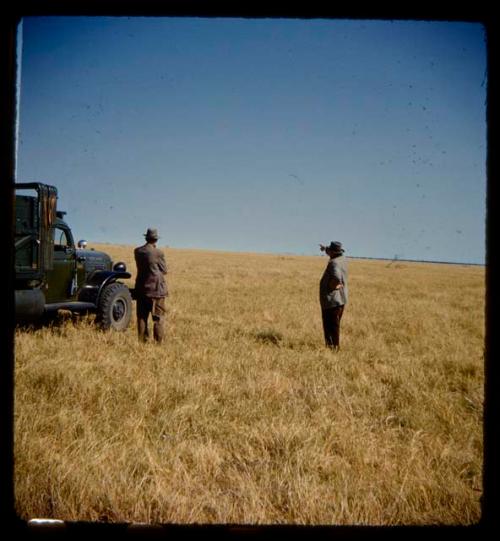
[157, 251, 168, 275]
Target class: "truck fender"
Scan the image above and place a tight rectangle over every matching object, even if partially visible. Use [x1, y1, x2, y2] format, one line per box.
[78, 270, 131, 306]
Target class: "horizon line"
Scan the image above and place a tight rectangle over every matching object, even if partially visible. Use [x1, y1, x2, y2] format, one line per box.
[89, 241, 485, 267]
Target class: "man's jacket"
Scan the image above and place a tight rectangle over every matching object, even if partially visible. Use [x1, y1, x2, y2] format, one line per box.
[134, 243, 168, 298]
[319, 255, 348, 309]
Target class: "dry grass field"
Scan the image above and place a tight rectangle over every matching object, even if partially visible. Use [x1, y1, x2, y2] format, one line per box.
[14, 244, 485, 525]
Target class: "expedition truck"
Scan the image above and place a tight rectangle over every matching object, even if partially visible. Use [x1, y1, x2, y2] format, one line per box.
[14, 183, 133, 331]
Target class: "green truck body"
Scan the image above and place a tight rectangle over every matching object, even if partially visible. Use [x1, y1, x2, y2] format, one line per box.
[15, 183, 133, 331]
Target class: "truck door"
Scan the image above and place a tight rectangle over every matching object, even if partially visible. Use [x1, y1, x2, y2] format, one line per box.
[44, 226, 77, 303]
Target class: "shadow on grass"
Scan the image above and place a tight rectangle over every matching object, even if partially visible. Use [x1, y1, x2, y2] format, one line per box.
[16, 310, 94, 332]
[252, 329, 321, 351]
[252, 329, 284, 346]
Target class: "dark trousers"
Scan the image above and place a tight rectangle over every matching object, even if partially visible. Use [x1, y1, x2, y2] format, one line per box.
[136, 296, 166, 343]
[322, 305, 345, 349]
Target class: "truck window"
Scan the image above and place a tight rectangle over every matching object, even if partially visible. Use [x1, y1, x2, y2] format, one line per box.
[54, 228, 70, 251]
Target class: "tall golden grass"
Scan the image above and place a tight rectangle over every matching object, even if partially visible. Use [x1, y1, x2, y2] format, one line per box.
[14, 245, 484, 525]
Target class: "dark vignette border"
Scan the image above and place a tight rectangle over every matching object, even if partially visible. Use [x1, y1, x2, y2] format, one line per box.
[1, 2, 497, 539]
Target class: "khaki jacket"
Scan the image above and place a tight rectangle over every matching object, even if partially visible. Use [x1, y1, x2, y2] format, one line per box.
[134, 243, 168, 298]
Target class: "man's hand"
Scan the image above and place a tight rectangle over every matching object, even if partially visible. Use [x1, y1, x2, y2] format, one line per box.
[328, 277, 343, 291]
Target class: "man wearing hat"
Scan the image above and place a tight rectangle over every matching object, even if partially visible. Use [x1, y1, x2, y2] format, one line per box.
[319, 241, 348, 350]
[134, 228, 168, 343]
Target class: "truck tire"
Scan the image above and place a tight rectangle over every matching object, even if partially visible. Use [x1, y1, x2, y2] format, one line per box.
[96, 282, 132, 331]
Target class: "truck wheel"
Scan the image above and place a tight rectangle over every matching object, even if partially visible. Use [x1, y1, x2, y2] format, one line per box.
[96, 282, 132, 331]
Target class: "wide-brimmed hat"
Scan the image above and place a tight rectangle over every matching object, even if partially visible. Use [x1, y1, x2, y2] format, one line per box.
[144, 228, 159, 240]
[326, 241, 344, 254]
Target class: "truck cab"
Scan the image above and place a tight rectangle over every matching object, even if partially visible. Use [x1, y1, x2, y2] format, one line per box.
[45, 214, 77, 303]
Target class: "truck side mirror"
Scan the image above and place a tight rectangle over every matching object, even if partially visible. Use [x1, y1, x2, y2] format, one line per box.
[78, 240, 88, 249]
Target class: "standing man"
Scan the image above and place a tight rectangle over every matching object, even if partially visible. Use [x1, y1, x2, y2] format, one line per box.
[319, 241, 348, 350]
[134, 228, 168, 343]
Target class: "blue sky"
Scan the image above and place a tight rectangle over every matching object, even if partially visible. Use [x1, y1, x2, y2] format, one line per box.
[16, 17, 487, 263]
